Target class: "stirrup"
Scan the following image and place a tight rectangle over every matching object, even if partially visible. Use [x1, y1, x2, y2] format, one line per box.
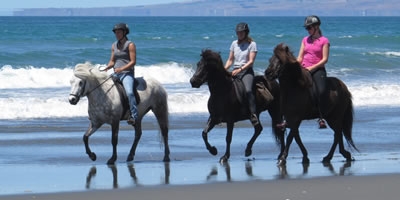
[318, 119, 327, 129]
[127, 117, 136, 126]
[250, 114, 260, 126]
[276, 121, 287, 131]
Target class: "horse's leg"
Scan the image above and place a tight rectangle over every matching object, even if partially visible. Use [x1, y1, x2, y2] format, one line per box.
[83, 122, 101, 161]
[293, 129, 310, 164]
[278, 125, 302, 165]
[338, 131, 353, 162]
[245, 120, 263, 157]
[153, 106, 171, 162]
[220, 122, 234, 163]
[278, 131, 294, 166]
[323, 130, 352, 163]
[127, 118, 142, 162]
[202, 117, 218, 155]
[107, 121, 120, 165]
[268, 107, 286, 159]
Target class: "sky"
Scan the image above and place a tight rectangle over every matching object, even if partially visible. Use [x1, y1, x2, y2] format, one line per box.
[0, 0, 183, 15]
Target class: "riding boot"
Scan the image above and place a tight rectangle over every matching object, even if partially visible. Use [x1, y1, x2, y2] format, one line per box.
[250, 114, 260, 126]
[127, 116, 136, 127]
[276, 118, 287, 131]
[318, 118, 327, 129]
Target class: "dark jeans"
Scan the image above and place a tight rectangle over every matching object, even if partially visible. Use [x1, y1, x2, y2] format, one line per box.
[237, 67, 256, 115]
[311, 67, 327, 114]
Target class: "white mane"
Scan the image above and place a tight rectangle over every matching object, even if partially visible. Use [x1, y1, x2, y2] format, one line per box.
[74, 62, 108, 81]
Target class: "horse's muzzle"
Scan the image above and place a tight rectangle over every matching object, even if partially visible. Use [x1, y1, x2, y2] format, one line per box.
[68, 94, 80, 105]
[190, 77, 202, 88]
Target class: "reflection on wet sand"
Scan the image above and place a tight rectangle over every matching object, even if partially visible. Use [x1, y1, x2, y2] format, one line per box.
[85, 160, 354, 190]
[85, 162, 171, 189]
[206, 161, 353, 182]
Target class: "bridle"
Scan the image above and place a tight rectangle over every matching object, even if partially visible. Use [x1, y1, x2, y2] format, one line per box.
[70, 75, 113, 98]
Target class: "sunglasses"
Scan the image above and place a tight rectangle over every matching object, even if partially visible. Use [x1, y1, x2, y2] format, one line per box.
[305, 26, 313, 30]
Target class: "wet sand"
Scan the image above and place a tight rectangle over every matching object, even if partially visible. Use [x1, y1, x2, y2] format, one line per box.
[2, 174, 400, 200]
[1, 108, 400, 199]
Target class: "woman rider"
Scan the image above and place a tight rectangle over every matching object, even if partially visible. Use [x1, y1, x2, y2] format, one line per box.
[224, 22, 260, 126]
[104, 23, 138, 126]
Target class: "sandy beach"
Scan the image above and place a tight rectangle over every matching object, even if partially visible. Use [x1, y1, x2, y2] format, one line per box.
[2, 174, 400, 200]
[1, 108, 400, 199]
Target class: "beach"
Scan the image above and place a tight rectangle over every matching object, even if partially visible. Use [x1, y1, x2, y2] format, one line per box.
[0, 16, 400, 199]
[1, 107, 400, 199]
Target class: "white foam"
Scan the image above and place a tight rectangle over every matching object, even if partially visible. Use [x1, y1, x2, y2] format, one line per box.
[1, 63, 400, 119]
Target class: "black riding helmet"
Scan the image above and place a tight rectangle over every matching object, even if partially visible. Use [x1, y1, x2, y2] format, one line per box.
[112, 23, 130, 35]
[304, 15, 321, 27]
[236, 22, 250, 34]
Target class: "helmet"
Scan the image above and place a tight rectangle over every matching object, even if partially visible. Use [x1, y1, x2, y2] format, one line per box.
[236, 22, 250, 33]
[304, 15, 321, 27]
[112, 23, 130, 35]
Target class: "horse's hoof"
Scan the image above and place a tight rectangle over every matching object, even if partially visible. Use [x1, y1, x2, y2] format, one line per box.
[346, 157, 355, 162]
[302, 157, 310, 164]
[277, 158, 286, 166]
[89, 153, 97, 161]
[107, 160, 116, 165]
[126, 155, 134, 162]
[209, 146, 218, 155]
[219, 156, 229, 164]
[322, 156, 331, 164]
[163, 156, 171, 162]
[107, 156, 117, 165]
[245, 148, 252, 157]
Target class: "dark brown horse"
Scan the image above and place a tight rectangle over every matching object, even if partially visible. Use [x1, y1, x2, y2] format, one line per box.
[265, 43, 358, 165]
[190, 49, 285, 163]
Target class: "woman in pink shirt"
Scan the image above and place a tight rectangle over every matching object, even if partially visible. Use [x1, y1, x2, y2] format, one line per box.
[277, 15, 329, 130]
[298, 15, 329, 129]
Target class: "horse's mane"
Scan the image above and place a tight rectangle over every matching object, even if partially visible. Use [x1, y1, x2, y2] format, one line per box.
[274, 43, 312, 87]
[201, 49, 231, 77]
[74, 62, 109, 81]
[274, 43, 297, 64]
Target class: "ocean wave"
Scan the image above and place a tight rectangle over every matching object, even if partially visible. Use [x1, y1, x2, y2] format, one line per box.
[367, 51, 400, 57]
[0, 62, 194, 89]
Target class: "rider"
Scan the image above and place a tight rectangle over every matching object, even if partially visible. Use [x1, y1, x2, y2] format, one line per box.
[276, 15, 329, 130]
[224, 22, 260, 126]
[104, 23, 138, 126]
[298, 15, 329, 129]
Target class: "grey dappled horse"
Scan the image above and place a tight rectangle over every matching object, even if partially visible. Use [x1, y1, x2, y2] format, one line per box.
[69, 63, 170, 165]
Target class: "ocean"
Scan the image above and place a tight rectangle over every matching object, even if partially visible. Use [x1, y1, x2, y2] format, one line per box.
[1, 16, 400, 120]
[0, 16, 400, 195]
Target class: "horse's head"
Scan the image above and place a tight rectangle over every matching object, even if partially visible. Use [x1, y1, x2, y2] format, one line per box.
[69, 62, 108, 105]
[190, 49, 226, 88]
[265, 43, 297, 80]
[69, 75, 86, 105]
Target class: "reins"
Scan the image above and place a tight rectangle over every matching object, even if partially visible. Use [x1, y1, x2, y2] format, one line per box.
[85, 75, 114, 96]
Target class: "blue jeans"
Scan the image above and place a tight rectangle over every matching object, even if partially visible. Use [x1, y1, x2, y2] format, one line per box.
[114, 72, 138, 120]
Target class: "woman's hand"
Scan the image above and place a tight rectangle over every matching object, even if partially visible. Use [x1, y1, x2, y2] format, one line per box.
[232, 67, 242, 76]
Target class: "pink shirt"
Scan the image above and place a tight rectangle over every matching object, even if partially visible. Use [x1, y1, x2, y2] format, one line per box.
[301, 36, 329, 68]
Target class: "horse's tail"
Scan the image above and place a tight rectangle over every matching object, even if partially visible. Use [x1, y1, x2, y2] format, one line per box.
[267, 79, 285, 146]
[153, 82, 170, 147]
[342, 86, 359, 152]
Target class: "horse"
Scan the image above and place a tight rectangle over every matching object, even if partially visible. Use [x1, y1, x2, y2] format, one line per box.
[190, 49, 285, 163]
[69, 62, 170, 165]
[265, 43, 358, 165]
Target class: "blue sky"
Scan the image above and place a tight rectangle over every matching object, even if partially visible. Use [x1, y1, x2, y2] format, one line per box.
[0, 0, 182, 15]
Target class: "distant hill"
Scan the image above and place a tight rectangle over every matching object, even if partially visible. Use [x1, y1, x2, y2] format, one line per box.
[13, 0, 400, 16]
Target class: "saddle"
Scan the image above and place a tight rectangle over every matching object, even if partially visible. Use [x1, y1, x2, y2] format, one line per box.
[232, 76, 274, 108]
[113, 78, 141, 119]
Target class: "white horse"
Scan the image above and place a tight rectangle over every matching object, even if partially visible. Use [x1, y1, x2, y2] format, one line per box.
[69, 62, 170, 165]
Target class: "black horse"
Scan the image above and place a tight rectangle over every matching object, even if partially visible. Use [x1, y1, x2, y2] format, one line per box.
[190, 49, 285, 163]
[265, 43, 358, 165]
